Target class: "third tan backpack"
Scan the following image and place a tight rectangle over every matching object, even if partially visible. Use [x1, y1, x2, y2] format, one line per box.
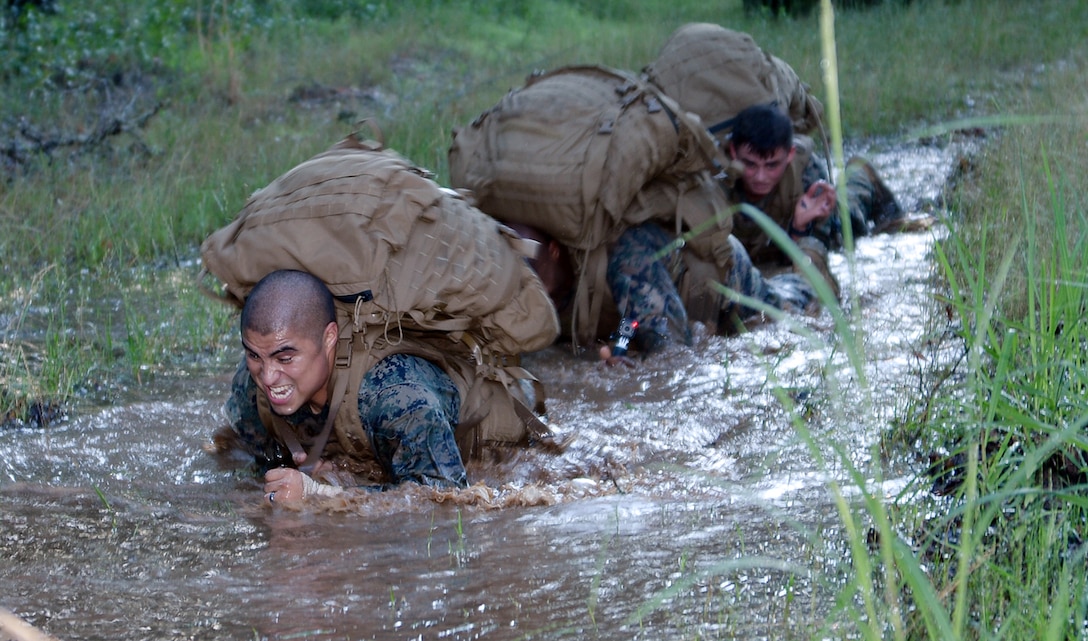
[642, 23, 825, 141]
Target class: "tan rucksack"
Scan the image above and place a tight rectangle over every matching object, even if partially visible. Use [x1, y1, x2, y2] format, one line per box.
[641, 23, 825, 142]
[200, 132, 561, 469]
[449, 64, 733, 345]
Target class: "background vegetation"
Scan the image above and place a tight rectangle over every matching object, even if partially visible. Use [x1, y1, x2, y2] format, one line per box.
[2, 0, 1088, 637]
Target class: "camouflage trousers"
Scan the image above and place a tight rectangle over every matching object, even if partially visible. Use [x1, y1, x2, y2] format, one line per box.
[721, 235, 816, 319]
[357, 353, 466, 489]
[606, 223, 816, 351]
[606, 222, 692, 351]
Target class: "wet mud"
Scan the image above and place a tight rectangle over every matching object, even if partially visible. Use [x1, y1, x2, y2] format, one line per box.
[0, 137, 974, 640]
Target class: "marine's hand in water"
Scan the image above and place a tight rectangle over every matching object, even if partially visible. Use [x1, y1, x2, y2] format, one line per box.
[265, 463, 345, 505]
[598, 344, 637, 369]
[264, 467, 305, 504]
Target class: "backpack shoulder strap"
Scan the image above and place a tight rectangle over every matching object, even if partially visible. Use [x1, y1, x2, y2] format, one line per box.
[255, 391, 305, 463]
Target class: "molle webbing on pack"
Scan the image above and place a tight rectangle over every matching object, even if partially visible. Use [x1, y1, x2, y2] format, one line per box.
[201, 134, 557, 355]
[202, 133, 560, 464]
[449, 64, 732, 345]
[641, 23, 825, 141]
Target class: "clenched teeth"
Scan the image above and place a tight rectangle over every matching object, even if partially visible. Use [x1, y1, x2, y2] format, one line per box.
[268, 385, 292, 400]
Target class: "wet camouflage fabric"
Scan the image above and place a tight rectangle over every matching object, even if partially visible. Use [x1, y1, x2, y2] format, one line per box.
[722, 234, 816, 316]
[224, 353, 467, 489]
[605, 223, 816, 352]
[802, 152, 830, 191]
[808, 156, 902, 251]
[357, 353, 465, 488]
[605, 222, 692, 350]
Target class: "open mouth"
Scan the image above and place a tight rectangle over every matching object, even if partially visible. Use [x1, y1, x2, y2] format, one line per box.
[267, 384, 294, 403]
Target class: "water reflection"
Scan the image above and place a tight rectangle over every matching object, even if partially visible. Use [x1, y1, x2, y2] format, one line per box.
[0, 139, 973, 639]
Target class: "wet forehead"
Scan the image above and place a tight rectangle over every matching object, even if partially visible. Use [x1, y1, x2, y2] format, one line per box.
[241, 325, 317, 357]
[735, 144, 791, 164]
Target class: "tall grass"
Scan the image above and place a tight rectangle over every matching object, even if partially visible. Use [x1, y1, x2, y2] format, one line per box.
[800, 22, 1088, 637]
[899, 124, 1088, 637]
[826, 3, 1088, 637]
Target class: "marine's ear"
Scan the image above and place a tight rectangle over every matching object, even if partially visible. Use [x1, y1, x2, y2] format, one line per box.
[321, 320, 339, 355]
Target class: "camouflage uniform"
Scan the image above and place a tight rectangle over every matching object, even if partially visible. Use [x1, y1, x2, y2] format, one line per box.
[605, 222, 816, 351]
[605, 222, 692, 351]
[838, 156, 905, 240]
[721, 235, 816, 316]
[224, 352, 467, 489]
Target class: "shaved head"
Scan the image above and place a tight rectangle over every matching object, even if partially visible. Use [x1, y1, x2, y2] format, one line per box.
[241, 270, 336, 344]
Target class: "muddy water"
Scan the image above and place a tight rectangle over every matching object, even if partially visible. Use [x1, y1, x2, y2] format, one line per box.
[0, 140, 970, 640]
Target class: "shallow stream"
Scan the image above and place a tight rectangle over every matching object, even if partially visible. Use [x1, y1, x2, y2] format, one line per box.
[0, 138, 973, 640]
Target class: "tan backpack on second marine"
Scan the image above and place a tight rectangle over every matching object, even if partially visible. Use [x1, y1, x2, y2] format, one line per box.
[449, 65, 733, 345]
[201, 132, 561, 470]
[641, 23, 825, 142]
[450, 65, 719, 253]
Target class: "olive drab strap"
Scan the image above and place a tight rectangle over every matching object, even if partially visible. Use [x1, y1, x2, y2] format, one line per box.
[350, 117, 385, 148]
[454, 333, 552, 458]
[255, 392, 304, 462]
[458, 333, 545, 416]
[575, 245, 611, 348]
